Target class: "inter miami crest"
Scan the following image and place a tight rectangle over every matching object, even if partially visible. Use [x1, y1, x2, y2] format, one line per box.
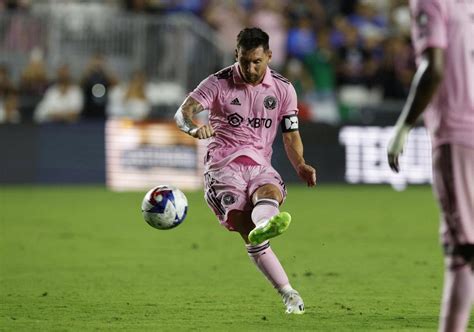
[264, 96, 277, 110]
[222, 193, 236, 206]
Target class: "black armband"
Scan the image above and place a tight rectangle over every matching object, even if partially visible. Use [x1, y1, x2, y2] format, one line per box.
[280, 115, 299, 132]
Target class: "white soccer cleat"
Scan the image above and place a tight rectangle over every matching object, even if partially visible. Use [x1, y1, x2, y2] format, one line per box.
[282, 289, 305, 314]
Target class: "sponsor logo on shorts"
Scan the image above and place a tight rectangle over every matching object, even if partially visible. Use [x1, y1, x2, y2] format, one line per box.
[263, 96, 277, 110]
[222, 193, 236, 206]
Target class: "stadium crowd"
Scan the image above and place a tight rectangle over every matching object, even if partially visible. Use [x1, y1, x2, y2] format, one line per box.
[0, 0, 415, 124]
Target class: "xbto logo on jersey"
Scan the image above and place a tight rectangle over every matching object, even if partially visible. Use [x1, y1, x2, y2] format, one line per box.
[248, 118, 272, 128]
[227, 113, 273, 128]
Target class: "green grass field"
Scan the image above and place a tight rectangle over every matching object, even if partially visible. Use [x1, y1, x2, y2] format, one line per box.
[0, 184, 470, 331]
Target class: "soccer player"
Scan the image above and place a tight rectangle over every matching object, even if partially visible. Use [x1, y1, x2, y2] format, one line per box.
[175, 27, 316, 314]
[387, 1, 474, 331]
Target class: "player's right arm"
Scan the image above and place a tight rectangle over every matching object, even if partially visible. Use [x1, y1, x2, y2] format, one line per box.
[174, 96, 214, 139]
[387, 0, 447, 173]
[387, 52, 444, 172]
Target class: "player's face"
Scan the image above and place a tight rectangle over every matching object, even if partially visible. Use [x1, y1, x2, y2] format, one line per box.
[236, 46, 272, 85]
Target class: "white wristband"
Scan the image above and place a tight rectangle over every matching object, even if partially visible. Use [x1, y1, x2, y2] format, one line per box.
[174, 108, 197, 135]
[187, 128, 198, 136]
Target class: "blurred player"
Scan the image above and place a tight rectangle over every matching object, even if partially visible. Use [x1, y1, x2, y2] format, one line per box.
[387, 1, 474, 331]
[175, 27, 316, 314]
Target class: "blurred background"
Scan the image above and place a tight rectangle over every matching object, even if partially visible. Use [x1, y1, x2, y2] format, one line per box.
[0, 0, 431, 191]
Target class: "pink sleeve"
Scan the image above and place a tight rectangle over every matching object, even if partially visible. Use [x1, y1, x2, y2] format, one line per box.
[188, 75, 219, 109]
[279, 83, 299, 119]
[410, 0, 447, 56]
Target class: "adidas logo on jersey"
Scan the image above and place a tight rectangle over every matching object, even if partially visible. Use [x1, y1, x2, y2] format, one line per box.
[230, 98, 241, 106]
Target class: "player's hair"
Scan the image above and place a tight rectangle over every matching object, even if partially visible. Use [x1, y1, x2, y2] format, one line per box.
[236, 27, 269, 51]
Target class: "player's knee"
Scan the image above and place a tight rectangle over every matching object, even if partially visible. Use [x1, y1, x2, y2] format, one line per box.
[252, 184, 282, 204]
[444, 244, 474, 270]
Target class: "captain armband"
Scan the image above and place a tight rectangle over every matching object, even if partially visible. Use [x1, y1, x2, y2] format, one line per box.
[280, 114, 299, 132]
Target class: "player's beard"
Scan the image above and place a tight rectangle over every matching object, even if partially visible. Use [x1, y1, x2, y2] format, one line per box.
[244, 73, 262, 84]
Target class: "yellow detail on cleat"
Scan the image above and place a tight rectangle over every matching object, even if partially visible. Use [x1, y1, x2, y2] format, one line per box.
[248, 212, 291, 245]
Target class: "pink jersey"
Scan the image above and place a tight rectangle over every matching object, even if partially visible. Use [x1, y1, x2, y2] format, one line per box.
[410, 0, 474, 149]
[189, 63, 298, 171]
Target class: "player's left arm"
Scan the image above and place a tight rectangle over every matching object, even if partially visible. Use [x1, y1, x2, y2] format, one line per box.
[280, 83, 316, 187]
[282, 130, 316, 187]
[387, 47, 444, 172]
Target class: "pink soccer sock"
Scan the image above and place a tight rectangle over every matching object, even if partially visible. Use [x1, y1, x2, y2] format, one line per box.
[251, 198, 279, 227]
[246, 240, 290, 291]
[439, 257, 474, 332]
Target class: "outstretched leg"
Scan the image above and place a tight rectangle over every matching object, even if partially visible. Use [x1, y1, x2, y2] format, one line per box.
[245, 239, 305, 314]
[230, 183, 305, 314]
[231, 210, 293, 294]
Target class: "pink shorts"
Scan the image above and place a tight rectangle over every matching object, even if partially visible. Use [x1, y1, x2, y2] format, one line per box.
[432, 144, 474, 247]
[203, 159, 287, 231]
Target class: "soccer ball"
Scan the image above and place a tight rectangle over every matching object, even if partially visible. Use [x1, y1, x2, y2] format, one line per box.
[141, 185, 188, 230]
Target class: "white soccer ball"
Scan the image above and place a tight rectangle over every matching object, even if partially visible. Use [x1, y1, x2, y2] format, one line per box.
[141, 185, 188, 230]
